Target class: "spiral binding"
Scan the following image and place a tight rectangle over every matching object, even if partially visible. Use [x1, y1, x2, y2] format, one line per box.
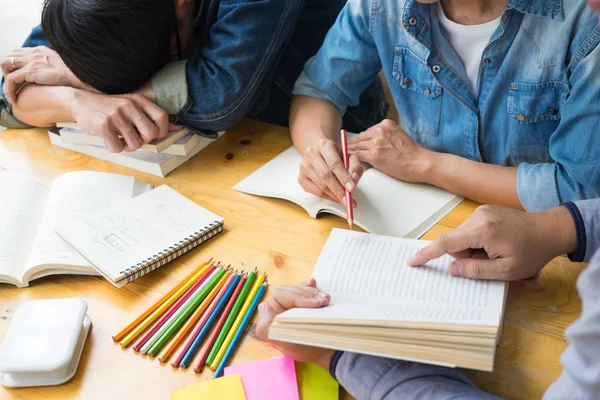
[118, 220, 225, 284]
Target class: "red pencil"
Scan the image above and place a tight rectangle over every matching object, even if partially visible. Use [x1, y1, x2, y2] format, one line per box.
[132, 265, 216, 352]
[170, 272, 238, 367]
[193, 273, 247, 373]
[340, 129, 354, 229]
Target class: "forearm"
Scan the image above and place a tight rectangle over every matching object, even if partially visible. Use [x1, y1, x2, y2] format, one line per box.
[11, 85, 77, 127]
[290, 96, 343, 154]
[424, 152, 523, 210]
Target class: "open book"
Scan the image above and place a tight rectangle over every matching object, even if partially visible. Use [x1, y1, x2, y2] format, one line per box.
[57, 185, 225, 287]
[234, 147, 462, 238]
[0, 171, 152, 287]
[269, 229, 508, 372]
[48, 129, 221, 177]
[57, 122, 192, 154]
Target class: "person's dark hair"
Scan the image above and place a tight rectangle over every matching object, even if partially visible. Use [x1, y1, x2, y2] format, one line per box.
[42, 0, 176, 94]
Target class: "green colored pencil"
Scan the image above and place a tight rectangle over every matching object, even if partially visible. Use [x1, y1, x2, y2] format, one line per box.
[147, 268, 227, 356]
[205, 269, 256, 365]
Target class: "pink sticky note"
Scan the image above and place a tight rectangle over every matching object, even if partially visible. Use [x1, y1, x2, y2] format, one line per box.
[224, 356, 300, 400]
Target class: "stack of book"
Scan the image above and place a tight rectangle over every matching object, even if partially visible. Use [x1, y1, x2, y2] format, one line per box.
[48, 123, 223, 177]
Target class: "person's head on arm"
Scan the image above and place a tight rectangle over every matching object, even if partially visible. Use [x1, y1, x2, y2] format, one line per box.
[40, 0, 196, 94]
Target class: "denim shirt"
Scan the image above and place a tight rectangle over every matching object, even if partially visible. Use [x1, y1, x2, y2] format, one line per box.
[293, 0, 600, 212]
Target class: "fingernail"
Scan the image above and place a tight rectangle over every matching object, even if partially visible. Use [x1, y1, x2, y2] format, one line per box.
[407, 256, 417, 265]
[258, 303, 266, 313]
[451, 262, 462, 276]
[345, 182, 354, 191]
[316, 291, 329, 301]
[352, 172, 360, 183]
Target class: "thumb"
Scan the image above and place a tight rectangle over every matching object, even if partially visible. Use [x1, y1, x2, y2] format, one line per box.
[349, 155, 363, 184]
[256, 302, 276, 341]
[450, 258, 507, 281]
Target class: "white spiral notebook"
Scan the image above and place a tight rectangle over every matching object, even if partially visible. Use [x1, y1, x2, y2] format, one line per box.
[56, 185, 224, 287]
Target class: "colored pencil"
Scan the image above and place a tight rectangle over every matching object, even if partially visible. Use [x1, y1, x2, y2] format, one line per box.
[147, 268, 228, 357]
[113, 259, 212, 342]
[159, 271, 234, 364]
[194, 273, 247, 373]
[175, 273, 241, 368]
[132, 265, 216, 352]
[210, 272, 266, 369]
[340, 129, 354, 229]
[141, 267, 222, 354]
[206, 270, 256, 366]
[213, 284, 267, 378]
[118, 261, 212, 347]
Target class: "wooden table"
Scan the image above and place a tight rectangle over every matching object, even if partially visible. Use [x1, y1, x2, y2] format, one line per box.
[0, 120, 585, 400]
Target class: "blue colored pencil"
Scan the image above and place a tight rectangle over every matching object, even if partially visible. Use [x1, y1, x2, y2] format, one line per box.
[179, 274, 241, 368]
[213, 284, 267, 378]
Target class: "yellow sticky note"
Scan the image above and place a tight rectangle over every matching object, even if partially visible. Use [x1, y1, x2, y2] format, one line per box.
[296, 362, 339, 400]
[170, 374, 247, 400]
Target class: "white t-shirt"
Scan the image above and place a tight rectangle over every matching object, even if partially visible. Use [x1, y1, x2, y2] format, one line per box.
[437, 4, 501, 96]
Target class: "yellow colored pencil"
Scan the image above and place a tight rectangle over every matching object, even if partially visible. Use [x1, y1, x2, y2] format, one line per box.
[113, 259, 212, 342]
[119, 262, 212, 348]
[210, 272, 266, 369]
[158, 270, 231, 363]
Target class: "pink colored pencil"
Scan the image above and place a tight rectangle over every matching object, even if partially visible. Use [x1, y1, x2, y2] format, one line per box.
[171, 272, 238, 367]
[132, 265, 216, 352]
[193, 273, 247, 373]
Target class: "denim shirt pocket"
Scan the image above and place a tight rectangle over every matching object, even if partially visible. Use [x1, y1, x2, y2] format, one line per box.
[392, 47, 442, 136]
[507, 81, 569, 163]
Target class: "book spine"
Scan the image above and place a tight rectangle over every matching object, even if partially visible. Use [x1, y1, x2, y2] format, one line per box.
[118, 221, 225, 284]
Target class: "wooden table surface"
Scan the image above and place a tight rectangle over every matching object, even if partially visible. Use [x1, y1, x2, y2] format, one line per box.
[0, 120, 585, 400]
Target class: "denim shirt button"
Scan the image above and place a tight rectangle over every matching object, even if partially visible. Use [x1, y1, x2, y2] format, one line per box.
[409, 17, 417, 26]
[424, 87, 431, 95]
[403, 77, 413, 86]
[483, 58, 492, 64]
[517, 113, 526, 121]
[549, 108, 558, 116]
[432, 65, 441, 73]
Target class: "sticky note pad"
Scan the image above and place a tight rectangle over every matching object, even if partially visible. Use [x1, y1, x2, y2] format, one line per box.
[224, 356, 299, 400]
[296, 362, 339, 400]
[170, 374, 246, 400]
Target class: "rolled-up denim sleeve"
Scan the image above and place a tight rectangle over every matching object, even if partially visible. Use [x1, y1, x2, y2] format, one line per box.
[333, 352, 501, 399]
[292, 0, 382, 116]
[153, 0, 304, 133]
[517, 34, 600, 212]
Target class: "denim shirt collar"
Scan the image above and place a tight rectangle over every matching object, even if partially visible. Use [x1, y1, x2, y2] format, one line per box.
[402, 0, 563, 30]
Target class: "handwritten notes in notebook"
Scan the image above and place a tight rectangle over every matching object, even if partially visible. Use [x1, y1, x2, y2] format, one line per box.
[224, 356, 300, 400]
[296, 362, 339, 400]
[170, 374, 246, 400]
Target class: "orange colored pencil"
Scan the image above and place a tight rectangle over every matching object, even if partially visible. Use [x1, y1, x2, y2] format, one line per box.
[112, 259, 212, 342]
[158, 270, 232, 363]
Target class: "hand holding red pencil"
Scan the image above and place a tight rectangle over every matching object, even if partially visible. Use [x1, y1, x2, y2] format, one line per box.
[298, 137, 362, 205]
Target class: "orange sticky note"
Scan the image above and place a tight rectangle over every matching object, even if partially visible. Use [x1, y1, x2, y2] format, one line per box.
[170, 374, 246, 400]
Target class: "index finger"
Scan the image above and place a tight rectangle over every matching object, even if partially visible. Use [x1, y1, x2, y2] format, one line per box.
[321, 142, 355, 193]
[269, 286, 330, 315]
[349, 129, 374, 145]
[407, 229, 482, 266]
[135, 96, 168, 139]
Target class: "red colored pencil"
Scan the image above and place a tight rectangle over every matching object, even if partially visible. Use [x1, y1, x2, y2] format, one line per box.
[340, 129, 354, 229]
[132, 265, 216, 352]
[171, 272, 239, 367]
[193, 273, 247, 373]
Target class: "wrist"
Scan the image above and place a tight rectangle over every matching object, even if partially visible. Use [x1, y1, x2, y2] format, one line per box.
[419, 149, 443, 185]
[538, 206, 577, 257]
[314, 348, 335, 371]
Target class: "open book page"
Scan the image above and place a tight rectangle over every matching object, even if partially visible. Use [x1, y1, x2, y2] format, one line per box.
[280, 229, 506, 326]
[26, 172, 150, 278]
[0, 173, 49, 285]
[323, 169, 463, 238]
[56, 185, 224, 284]
[233, 147, 324, 216]
[234, 146, 462, 238]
